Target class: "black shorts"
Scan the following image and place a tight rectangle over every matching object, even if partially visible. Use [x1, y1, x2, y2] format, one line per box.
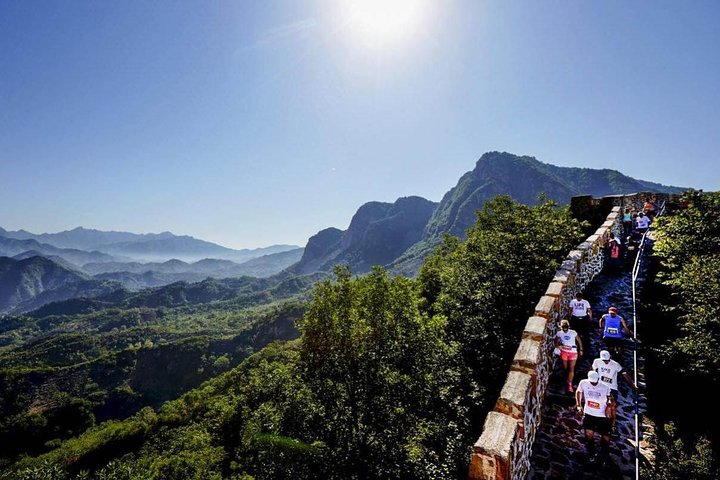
[570, 315, 590, 334]
[583, 415, 611, 436]
[603, 337, 624, 349]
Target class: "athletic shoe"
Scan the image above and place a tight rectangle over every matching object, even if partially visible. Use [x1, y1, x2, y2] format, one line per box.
[567, 382, 574, 393]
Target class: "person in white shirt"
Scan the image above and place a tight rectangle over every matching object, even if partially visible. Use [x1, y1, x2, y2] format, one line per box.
[636, 212, 650, 233]
[575, 370, 613, 462]
[568, 292, 592, 346]
[555, 319, 583, 393]
[592, 350, 638, 434]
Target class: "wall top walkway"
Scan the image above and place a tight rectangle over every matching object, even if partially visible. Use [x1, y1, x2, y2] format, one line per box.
[468, 192, 677, 480]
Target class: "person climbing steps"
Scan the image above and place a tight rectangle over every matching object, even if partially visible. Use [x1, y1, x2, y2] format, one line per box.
[576, 370, 614, 464]
[555, 319, 583, 393]
[592, 350, 638, 435]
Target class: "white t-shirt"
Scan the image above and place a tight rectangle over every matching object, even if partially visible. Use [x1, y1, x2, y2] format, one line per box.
[636, 216, 650, 229]
[577, 379, 611, 417]
[592, 358, 625, 391]
[555, 329, 578, 352]
[569, 299, 591, 317]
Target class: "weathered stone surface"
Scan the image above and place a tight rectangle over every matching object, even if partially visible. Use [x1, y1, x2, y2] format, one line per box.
[470, 412, 517, 479]
[534, 296, 557, 319]
[552, 269, 572, 284]
[568, 249, 584, 260]
[496, 371, 532, 417]
[544, 282, 564, 298]
[577, 240, 594, 251]
[523, 316, 547, 341]
[474, 412, 517, 456]
[594, 227, 609, 237]
[560, 258, 579, 272]
[512, 338, 542, 375]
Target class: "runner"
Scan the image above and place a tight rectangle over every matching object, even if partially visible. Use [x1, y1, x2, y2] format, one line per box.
[592, 350, 638, 434]
[599, 307, 632, 356]
[576, 370, 613, 463]
[555, 319, 583, 392]
[622, 208, 633, 237]
[568, 292, 592, 347]
[606, 232, 623, 270]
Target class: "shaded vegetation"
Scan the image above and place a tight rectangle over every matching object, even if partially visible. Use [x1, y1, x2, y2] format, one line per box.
[641, 190, 719, 478]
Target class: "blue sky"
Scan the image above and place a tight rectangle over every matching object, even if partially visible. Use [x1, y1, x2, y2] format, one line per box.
[1, 1, 718, 249]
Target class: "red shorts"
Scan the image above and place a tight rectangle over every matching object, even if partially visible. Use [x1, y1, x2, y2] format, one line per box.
[561, 350, 578, 361]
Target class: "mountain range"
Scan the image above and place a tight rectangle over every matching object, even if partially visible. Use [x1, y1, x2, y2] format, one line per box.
[0, 226, 299, 263]
[291, 151, 684, 276]
[0, 151, 684, 315]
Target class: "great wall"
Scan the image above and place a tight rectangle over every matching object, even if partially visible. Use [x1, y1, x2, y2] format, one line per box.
[468, 192, 677, 480]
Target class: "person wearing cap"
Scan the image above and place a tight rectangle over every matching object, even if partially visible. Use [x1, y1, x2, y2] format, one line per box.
[568, 292, 592, 347]
[555, 319, 584, 392]
[599, 307, 632, 356]
[592, 350, 638, 434]
[576, 370, 613, 462]
[636, 211, 650, 233]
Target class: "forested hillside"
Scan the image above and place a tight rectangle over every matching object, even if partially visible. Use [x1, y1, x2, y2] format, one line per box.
[3, 196, 585, 479]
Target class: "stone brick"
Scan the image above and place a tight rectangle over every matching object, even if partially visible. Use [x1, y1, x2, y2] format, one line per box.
[523, 316, 547, 341]
[560, 258, 579, 272]
[544, 282, 564, 298]
[577, 240, 593, 251]
[567, 250, 584, 262]
[552, 269, 572, 284]
[512, 338, 542, 375]
[585, 234, 601, 244]
[594, 227, 608, 237]
[534, 296, 557, 319]
[470, 412, 517, 480]
[611, 206, 622, 213]
[495, 371, 532, 421]
[601, 220, 615, 228]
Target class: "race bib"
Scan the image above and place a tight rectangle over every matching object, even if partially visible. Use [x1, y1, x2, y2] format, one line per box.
[607, 327, 619, 335]
[601, 376, 612, 383]
[587, 401, 601, 409]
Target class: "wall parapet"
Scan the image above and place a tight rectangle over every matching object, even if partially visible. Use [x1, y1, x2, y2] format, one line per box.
[468, 192, 673, 479]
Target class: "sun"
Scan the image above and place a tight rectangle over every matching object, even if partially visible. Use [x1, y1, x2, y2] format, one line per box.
[340, 0, 430, 46]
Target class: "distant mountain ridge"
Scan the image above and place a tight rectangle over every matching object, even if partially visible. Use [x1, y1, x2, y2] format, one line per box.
[289, 196, 438, 275]
[0, 226, 300, 263]
[290, 151, 685, 276]
[0, 256, 119, 314]
[0, 235, 120, 266]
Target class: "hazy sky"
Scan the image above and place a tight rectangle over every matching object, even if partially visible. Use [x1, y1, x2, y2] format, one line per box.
[2, 1, 718, 249]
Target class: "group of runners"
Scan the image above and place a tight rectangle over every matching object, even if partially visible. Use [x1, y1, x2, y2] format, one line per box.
[550, 199, 658, 463]
[555, 296, 638, 461]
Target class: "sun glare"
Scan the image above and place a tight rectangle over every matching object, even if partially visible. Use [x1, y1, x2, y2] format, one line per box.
[340, 0, 430, 46]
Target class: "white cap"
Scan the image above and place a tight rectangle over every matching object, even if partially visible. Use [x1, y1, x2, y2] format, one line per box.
[600, 350, 611, 361]
[588, 371, 600, 383]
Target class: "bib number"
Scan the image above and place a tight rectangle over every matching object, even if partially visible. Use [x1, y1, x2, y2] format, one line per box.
[587, 401, 601, 409]
[601, 376, 612, 383]
[607, 327, 619, 335]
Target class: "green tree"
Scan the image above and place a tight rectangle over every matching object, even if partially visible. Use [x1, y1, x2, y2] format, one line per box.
[418, 195, 585, 432]
[298, 266, 464, 479]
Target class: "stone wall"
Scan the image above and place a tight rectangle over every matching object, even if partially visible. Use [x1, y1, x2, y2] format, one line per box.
[468, 192, 674, 480]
